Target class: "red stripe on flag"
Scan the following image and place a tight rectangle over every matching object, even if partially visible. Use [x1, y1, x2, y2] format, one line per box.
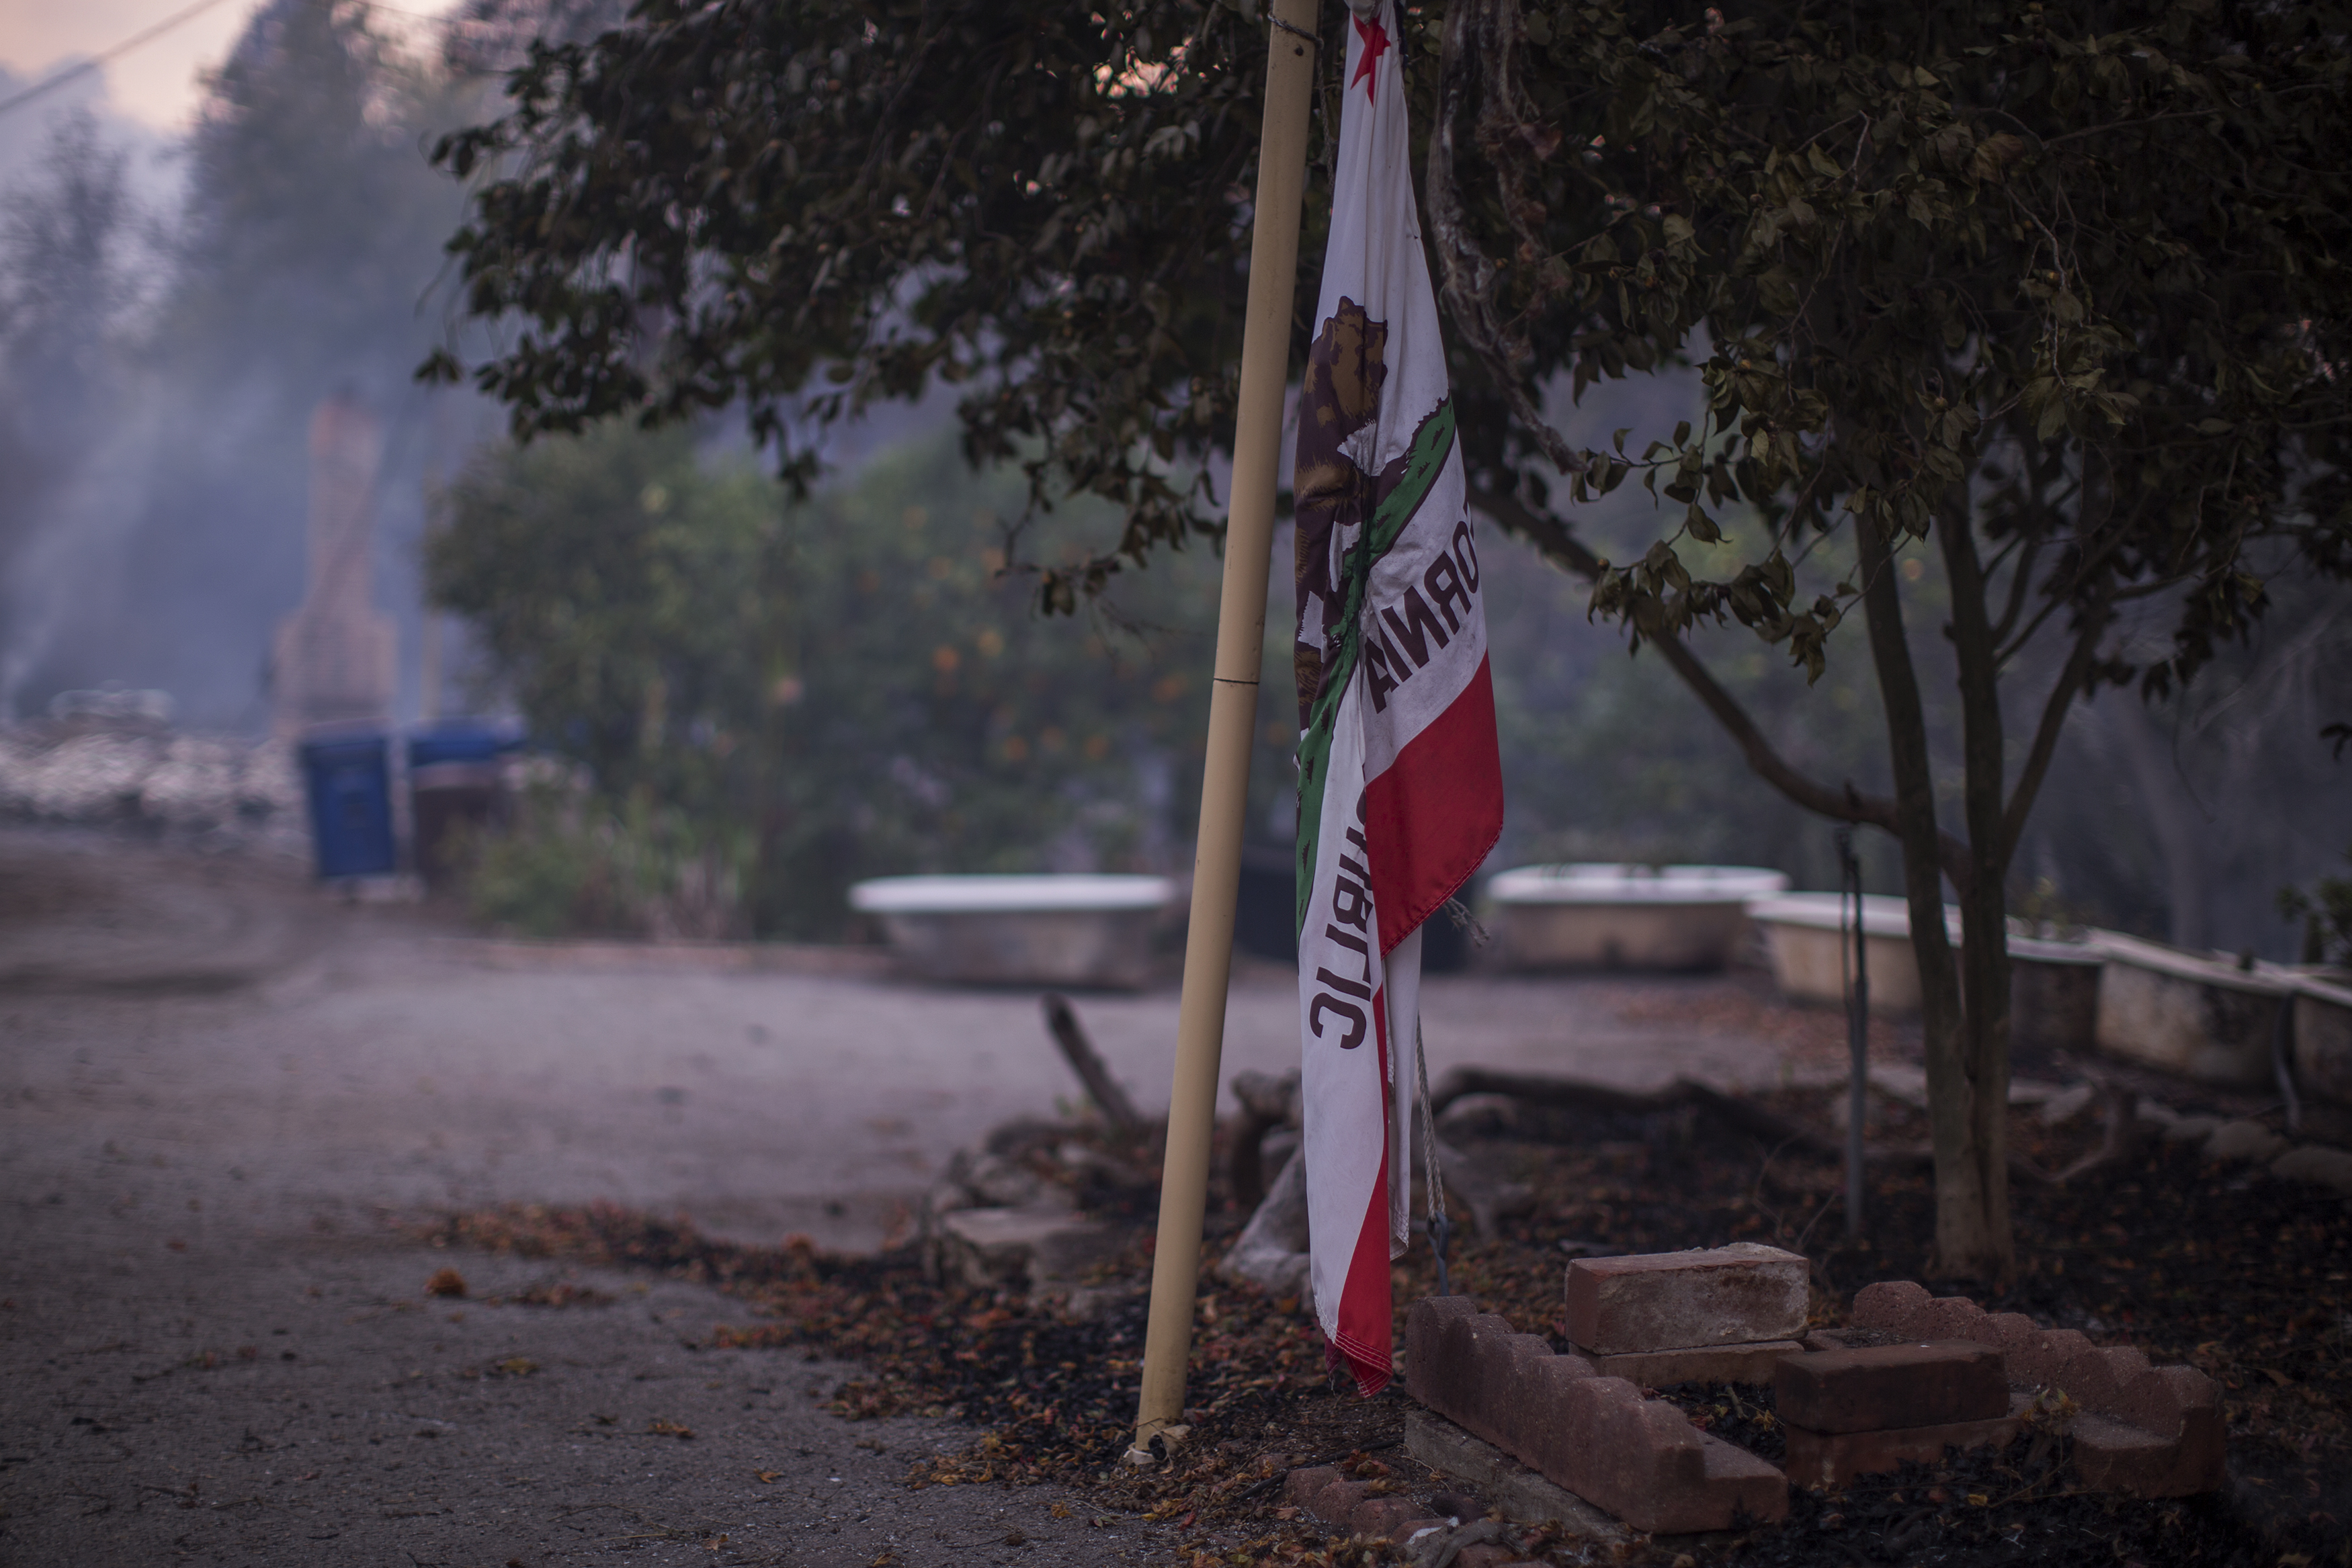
[1330, 996, 1395, 1395]
[1364, 655, 1503, 955]
[1329, 1121, 1394, 1395]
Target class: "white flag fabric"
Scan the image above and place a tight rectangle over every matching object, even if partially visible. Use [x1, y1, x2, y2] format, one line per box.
[1292, 0, 1504, 1395]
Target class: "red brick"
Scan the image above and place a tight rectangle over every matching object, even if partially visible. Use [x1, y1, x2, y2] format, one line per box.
[1548, 1377, 1715, 1533]
[1284, 1465, 1341, 1512]
[1390, 1516, 1450, 1550]
[2111, 1362, 2188, 1441]
[1593, 1339, 1804, 1388]
[2070, 1413, 2175, 1495]
[1919, 1295, 1992, 1341]
[1521, 1373, 1653, 1493]
[1775, 1340, 2008, 1435]
[1421, 1307, 1512, 1430]
[1451, 1314, 1525, 1447]
[2054, 1341, 2124, 1410]
[1406, 1295, 1477, 1411]
[1781, 1399, 2028, 1489]
[1564, 1244, 1808, 1355]
[2097, 1344, 2153, 1384]
[1495, 1351, 1599, 1473]
[1402, 1297, 1477, 1420]
[1482, 1340, 1589, 1457]
[2164, 1379, 2228, 1496]
[1291, 1469, 1368, 1528]
[1568, 1409, 1786, 1534]
[1349, 1495, 1426, 1538]
[1452, 1545, 1520, 1568]
[1988, 1311, 2042, 1358]
[1470, 1333, 1557, 1444]
[2072, 1382, 2224, 1497]
[1699, 1432, 1791, 1527]
[2008, 1327, 2093, 1389]
[1849, 1279, 1930, 1333]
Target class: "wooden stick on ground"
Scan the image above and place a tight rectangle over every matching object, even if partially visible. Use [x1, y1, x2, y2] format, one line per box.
[1040, 992, 1142, 1139]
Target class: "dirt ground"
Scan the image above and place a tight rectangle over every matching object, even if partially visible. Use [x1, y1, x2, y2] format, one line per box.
[0, 828, 1831, 1567]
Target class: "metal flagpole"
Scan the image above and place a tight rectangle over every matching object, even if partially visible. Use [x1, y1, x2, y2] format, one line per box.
[1130, 0, 1322, 1465]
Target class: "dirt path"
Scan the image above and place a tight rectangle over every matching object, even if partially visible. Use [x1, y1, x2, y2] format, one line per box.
[0, 828, 1799, 1565]
[1, 1192, 1150, 1567]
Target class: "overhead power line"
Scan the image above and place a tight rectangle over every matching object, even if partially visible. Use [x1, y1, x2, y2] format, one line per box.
[0, 0, 245, 124]
[0, 0, 476, 126]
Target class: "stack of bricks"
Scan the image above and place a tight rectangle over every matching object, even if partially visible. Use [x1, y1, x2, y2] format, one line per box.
[1400, 1299, 1789, 1534]
[1290, 1250, 2223, 1551]
[1815, 1279, 2226, 1497]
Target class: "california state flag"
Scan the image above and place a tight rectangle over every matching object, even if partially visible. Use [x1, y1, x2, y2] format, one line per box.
[1293, 0, 1503, 1394]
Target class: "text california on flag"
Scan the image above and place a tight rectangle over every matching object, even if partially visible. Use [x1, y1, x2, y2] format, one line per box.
[1292, 0, 1503, 1395]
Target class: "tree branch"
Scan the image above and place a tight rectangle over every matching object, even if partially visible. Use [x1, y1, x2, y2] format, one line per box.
[1988, 516, 2047, 650]
[1467, 483, 1975, 885]
[2000, 593, 2112, 869]
[1427, 0, 1585, 478]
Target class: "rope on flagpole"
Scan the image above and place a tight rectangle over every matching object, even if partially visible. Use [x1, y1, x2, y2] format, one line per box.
[1269, 14, 1319, 47]
[1415, 1019, 1452, 1298]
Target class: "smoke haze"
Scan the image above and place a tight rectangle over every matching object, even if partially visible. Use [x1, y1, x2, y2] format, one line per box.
[0, 1, 2339, 957]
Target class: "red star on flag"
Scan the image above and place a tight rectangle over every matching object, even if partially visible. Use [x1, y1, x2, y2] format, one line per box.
[1350, 11, 1390, 103]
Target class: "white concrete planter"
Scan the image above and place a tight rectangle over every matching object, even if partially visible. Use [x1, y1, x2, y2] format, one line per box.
[847, 873, 1175, 990]
[2093, 932, 2293, 1087]
[2292, 973, 2352, 1109]
[2009, 934, 2105, 1059]
[1748, 894, 1963, 1015]
[1484, 864, 1790, 972]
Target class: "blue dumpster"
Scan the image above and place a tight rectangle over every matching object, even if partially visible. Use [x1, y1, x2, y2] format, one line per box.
[299, 732, 397, 879]
[407, 720, 515, 771]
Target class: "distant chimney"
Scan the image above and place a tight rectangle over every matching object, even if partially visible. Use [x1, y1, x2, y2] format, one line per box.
[272, 393, 396, 738]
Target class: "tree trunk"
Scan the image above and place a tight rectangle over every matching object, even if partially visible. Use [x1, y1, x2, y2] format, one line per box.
[1855, 516, 2009, 1281]
[1934, 496, 2016, 1283]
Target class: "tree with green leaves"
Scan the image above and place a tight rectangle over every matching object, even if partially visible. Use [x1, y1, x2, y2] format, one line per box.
[427, 0, 2352, 1280]
[429, 423, 1223, 937]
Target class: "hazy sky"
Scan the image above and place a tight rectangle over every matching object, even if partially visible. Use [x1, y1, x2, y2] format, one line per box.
[0, 0, 463, 133]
